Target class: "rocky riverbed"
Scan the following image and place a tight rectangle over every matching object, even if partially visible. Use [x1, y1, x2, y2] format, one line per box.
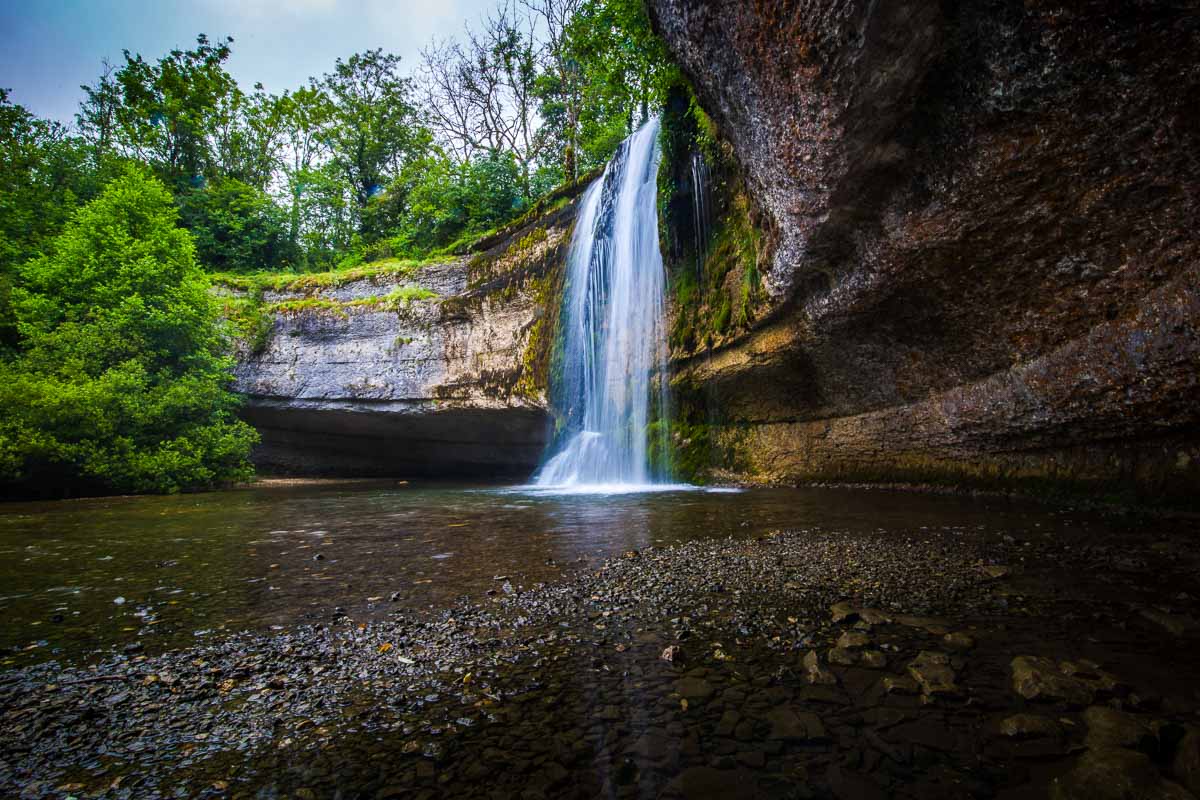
[3, 518, 1199, 799]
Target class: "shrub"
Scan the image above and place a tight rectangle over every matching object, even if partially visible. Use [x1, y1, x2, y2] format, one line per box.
[0, 167, 258, 495]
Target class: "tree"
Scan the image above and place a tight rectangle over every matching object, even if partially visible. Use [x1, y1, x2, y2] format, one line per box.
[1, 90, 115, 349]
[559, 0, 675, 169]
[317, 50, 428, 220]
[522, 0, 583, 181]
[177, 177, 296, 273]
[420, 3, 543, 200]
[275, 86, 332, 257]
[212, 82, 287, 191]
[80, 35, 238, 188]
[0, 167, 257, 495]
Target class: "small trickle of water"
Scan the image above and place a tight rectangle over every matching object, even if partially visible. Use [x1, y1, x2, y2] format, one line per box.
[690, 151, 711, 277]
[536, 118, 672, 490]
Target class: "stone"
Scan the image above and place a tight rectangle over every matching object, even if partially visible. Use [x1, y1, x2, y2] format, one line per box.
[715, 710, 740, 737]
[858, 608, 893, 626]
[674, 677, 714, 700]
[594, 705, 621, 721]
[883, 675, 920, 696]
[1140, 609, 1200, 638]
[831, 602, 859, 624]
[1083, 706, 1158, 754]
[830, 603, 890, 626]
[765, 708, 827, 742]
[907, 651, 959, 697]
[828, 647, 858, 666]
[894, 616, 951, 636]
[629, 730, 671, 763]
[1011, 656, 1095, 706]
[997, 713, 1063, 739]
[942, 632, 975, 651]
[1050, 748, 1194, 800]
[802, 651, 838, 685]
[661, 645, 683, 663]
[1173, 726, 1200, 796]
[836, 631, 870, 650]
[664, 766, 756, 800]
[860, 650, 887, 669]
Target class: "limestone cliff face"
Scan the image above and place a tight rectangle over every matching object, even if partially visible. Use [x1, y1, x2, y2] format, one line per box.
[232, 202, 575, 477]
[649, 0, 1200, 502]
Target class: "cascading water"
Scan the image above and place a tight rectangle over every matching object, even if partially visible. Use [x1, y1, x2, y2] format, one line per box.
[535, 118, 673, 489]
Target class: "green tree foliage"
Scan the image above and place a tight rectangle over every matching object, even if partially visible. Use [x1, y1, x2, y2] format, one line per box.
[80, 35, 238, 188]
[556, 0, 678, 170]
[0, 168, 257, 495]
[392, 149, 524, 254]
[316, 50, 430, 238]
[0, 90, 119, 349]
[177, 177, 296, 273]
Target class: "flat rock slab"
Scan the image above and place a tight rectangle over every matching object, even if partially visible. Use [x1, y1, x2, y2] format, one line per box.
[765, 707, 827, 741]
[663, 767, 757, 800]
[1050, 748, 1194, 800]
[907, 651, 960, 697]
[996, 713, 1063, 739]
[1083, 706, 1159, 753]
[673, 677, 715, 700]
[1011, 656, 1118, 707]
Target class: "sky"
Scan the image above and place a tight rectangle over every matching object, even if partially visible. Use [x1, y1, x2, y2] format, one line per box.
[0, 0, 496, 124]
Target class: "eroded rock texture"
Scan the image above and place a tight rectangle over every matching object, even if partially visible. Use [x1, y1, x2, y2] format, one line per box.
[650, 0, 1200, 501]
[233, 204, 575, 477]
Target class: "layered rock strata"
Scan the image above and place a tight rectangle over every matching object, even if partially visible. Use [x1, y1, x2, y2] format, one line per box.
[649, 0, 1200, 502]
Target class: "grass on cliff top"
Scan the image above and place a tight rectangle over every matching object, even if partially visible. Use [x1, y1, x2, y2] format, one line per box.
[268, 285, 437, 316]
[210, 256, 453, 295]
[220, 284, 437, 355]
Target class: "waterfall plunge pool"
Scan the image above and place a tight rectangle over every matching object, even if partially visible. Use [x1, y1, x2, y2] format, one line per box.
[0, 479, 1128, 667]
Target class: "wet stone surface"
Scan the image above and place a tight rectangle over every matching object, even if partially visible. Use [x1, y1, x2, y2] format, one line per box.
[2, 518, 1200, 799]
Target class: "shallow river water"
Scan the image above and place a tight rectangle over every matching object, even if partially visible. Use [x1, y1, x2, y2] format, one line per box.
[0, 480, 1125, 666]
[4, 481, 1200, 799]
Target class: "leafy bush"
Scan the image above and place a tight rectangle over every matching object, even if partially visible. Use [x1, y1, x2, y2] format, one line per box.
[0, 168, 257, 495]
[177, 177, 296, 273]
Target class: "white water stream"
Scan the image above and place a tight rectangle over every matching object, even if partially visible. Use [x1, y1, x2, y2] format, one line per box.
[535, 118, 680, 492]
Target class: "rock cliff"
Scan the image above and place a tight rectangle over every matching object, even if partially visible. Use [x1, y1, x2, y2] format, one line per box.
[649, 0, 1200, 503]
[231, 200, 576, 477]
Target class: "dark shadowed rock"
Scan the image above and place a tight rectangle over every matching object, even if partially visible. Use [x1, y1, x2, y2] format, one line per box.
[646, 0, 1200, 502]
[1083, 706, 1159, 754]
[997, 714, 1063, 740]
[1050, 749, 1194, 800]
[765, 708, 826, 742]
[664, 767, 756, 800]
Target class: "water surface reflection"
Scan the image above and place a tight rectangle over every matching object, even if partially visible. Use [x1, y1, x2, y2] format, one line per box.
[0, 480, 1105, 665]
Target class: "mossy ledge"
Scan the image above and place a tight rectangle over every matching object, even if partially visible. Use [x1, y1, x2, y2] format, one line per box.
[226, 185, 588, 478]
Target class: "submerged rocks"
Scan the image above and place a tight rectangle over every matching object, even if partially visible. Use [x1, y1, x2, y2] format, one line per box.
[907, 651, 960, 698]
[997, 714, 1063, 740]
[673, 677, 714, 701]
[802, 651, 838, 686]
[1140, 610, 1200, 638]
[1173, 727, 1200, 796]
[1083, 706, 1159, 754]
[4, 522, 1200, 799]
[1050, 749, 1195, 800]
[765, 708, 826, 742]
[1011, 656, 1117, 707]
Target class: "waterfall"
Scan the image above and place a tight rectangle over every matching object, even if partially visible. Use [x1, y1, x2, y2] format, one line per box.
[535, 118, 673, 489]
[690, 151, 711, 278]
